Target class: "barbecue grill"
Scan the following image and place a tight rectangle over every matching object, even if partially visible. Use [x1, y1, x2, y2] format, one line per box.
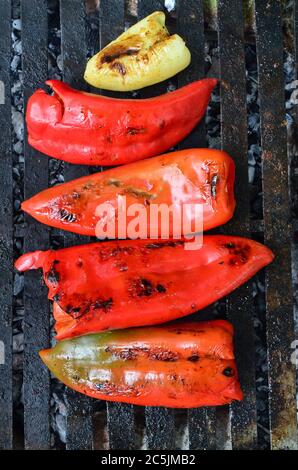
[0, 0, 297, 450]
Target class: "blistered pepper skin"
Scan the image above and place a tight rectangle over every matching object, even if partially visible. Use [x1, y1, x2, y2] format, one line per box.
[21, 149, 235, 236]
[26, 78, 217, 165]
[39, 320, 243, 408]
[15, 237, 274, 340]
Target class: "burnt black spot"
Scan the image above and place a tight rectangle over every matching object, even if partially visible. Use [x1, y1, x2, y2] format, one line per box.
[101, 46, 140, 64]
[65, 304, 73, 314]
[156, 284, 166, 293]
[223, 367, 234, 377]
[219, 261, 224, 265]
[93, 298, 113, 311]
[99, 245, 135, 261]
[129, 278, 167, 297]
[111, 61, 126, 75]
[139, 278, 153, 297]
[106, 345, 178, 362]
[145, 241, 184, 250]
[46, 261, 60, 285]
[53, 294, 60, 302]
[226, 243, 251, 265]
[76, 260, 83, 268]
[149, 350, 178, 361]
[58, 208, 77, 223]
[118, 349, 138, 360]
[72, 307, 81, 313]
[225, 242, 236, 249]
[188, 354, 199, 362]
[127, 127, 146, 135]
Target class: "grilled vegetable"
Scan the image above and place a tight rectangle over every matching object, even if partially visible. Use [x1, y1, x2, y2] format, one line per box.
[15, 237, 274, 340]
[39, 320, 243, 408]
[26, 78, 217, 166]
[21, 148, 236, 237]
[84, 11, 191, 91]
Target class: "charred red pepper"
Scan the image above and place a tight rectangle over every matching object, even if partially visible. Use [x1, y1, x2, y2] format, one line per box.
[15, 237, 274, 340]
[21, 148, 235, 236]
[39, 320, 243, 408]
[26, 78, 217, 165]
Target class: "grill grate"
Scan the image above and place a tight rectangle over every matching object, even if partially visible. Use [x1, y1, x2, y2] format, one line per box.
[0, 0, 297, 450]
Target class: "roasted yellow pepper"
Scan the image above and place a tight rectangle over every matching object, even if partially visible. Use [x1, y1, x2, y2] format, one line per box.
[84, 11, 191, 91]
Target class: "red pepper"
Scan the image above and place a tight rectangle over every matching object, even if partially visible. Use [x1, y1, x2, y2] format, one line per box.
[21, 148, 235, 236]
[15, 237, 274, 340]
[26, 78, 217, 165]
[39, 320, 243, 408]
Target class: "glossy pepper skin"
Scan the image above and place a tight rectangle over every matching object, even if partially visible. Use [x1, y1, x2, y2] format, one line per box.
[39, 320, 243, 408]
[84, 11, 191, 91]
[26, 78, 217, 165]
[21, 149, 235, 237]
[15, 236, 274, 340]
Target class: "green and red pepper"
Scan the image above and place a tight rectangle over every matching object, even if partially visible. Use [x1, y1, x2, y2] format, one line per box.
[40, 320, 243, 408]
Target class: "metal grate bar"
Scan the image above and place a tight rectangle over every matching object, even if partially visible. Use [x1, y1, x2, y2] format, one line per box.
[145, 407, 175, 450]
[60, 0, 94, 450]
[21, 0, 51, 450]
[98, 0, 137, 450]
[107, 402, 135, 450]
[177, 0, 206, 147]
[137, 0, 168, 98]
[292, 0, 298, 217]
[176, 0, 218, 450]
[218, 0, 258, 449]
[0, 0, 13, 450]
[137, 0, 176, 450]
[255, 0, 298, 450]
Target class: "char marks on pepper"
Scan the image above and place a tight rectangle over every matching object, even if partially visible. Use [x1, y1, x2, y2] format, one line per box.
[105, 346, 178, 362]
[58, 208, 77, 223]
[63, 296, 113, 319]
[223, 242, 251, 265]
[94, 381, 141, 397]
[111, 61, 126, 76]
[100, 44, 140, 64]
[45, 260, 60, 285]
[129, 278, 167, 298]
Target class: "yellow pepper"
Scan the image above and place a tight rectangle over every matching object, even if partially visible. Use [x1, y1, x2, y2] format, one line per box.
[84, 11, 191, 92]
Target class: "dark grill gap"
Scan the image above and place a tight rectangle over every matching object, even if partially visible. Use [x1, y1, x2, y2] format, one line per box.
[0, 0, 297, 450]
